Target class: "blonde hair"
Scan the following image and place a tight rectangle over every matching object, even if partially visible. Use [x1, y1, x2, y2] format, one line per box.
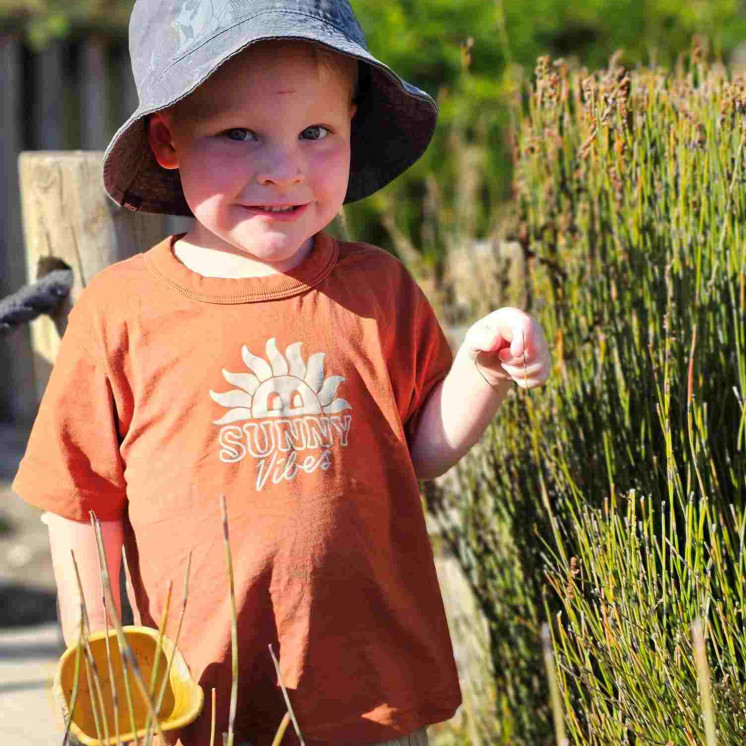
[308, 43, 359, 100]
[251, 38, 359, 101]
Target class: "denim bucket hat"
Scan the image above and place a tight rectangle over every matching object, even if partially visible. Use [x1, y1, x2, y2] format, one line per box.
[103, 0, 438, 216]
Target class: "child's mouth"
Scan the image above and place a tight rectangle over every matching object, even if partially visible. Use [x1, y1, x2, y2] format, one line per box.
[243, 203, 309, 220]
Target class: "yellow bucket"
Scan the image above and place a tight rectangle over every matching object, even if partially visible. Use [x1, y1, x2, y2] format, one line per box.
[54, 626, 204, 746]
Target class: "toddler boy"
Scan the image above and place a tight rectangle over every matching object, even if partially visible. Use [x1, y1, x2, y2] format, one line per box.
[13, 1, 551, 744]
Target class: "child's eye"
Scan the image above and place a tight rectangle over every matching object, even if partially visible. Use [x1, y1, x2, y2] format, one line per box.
[224, 128, 256, 142]
[300, 126, 329, 141]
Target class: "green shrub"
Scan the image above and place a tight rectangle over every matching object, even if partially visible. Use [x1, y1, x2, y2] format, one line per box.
[428, 39, 746, 743]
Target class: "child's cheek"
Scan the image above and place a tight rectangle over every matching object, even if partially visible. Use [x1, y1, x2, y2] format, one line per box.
[186, 141, 248, 183]
[194, 139, 244, 167]
[309, 140, 352, 193]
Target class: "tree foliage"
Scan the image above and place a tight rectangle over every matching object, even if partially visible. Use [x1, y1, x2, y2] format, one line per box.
[5, 0, 746, 260]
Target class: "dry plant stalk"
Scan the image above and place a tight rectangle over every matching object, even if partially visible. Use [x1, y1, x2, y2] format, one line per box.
[210, 687, 217, 746]
[692, 619, 717, 746]
[144, 579, 173, 746]
[66, 502, 299, 746]
[271, 713, 291, 746]
[541, 623, 568, 746]
[148, 550, 193, 746]
[62, 623, 84, 746]
[70, 550, 110, 744]
[220, 495, 298, 746]
[220, 494, 239, 746]
[90, 511, 167, 744]
[269, 644, 306, 746]
[90, 515, 122, 746]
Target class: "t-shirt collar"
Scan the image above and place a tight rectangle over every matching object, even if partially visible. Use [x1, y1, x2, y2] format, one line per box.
[144, 231, 338, 304]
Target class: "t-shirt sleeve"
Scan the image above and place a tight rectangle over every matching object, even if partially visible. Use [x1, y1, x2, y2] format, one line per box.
[389, 265, 454, 445]
[12, 289, 127, 523]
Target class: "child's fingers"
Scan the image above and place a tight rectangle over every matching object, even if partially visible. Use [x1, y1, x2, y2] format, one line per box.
[499, 360, 545, 378]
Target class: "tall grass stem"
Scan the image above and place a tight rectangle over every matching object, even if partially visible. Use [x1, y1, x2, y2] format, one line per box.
[692, 618, 717, 746]
[220, 495, 238, 746]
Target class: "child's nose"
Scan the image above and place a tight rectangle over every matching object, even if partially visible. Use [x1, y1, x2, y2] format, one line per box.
[256, 145, 304, 188]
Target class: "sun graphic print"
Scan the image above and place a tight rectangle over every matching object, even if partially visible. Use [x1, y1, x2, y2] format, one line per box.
[210, 338, 353, 492]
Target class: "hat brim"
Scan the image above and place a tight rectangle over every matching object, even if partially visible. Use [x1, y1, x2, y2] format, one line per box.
[103, 10, 437, 215]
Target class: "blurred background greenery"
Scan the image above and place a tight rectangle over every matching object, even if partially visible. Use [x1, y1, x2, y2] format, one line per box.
[4, 0, 746, 280]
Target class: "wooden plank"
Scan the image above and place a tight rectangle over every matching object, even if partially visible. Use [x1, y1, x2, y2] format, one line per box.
[81, 35, 109, 151]
[18, 151, 168, 402]
[0, 34, 37, 424]
[32, 41, 66, 150]
[118, 40, 139, 120]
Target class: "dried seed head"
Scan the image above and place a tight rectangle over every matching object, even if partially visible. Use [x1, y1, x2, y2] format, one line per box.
[558, 210, 573, 235]
[693, 123, 706, 150]
[691, 35, 708, 66]
[609, 165, 623, 204]
[599, 93, 615, 126]
[553, 58, 571, 104]
[614, 133, 627, 160]
[524, 137, 540, 156]
[543, 127, 560, 161]
[616, 74, 631, 126]
[535, 55, 551, 82]
[534, 55, 562, 109]
[609, 49, 624, 74]
[545, 71, 561, 106]
[720, 84, 735, 126]
[566, 557, 580, 600]
[579, 122, 597, 160]
[734, 74, 746, 114]
[582, 74, 596, 112]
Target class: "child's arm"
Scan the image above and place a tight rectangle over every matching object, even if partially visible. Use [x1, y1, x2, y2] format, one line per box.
[44, 512, 124, 648]
[408, 347, 512, 479]
[408, 307, 551, 480]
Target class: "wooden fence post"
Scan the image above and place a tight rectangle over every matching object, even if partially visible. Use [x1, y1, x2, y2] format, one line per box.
[81, 35, 109, 151]
[0, 33, 38, 424]
[33, 41, 67, 150]
[18, 151, 169, 402]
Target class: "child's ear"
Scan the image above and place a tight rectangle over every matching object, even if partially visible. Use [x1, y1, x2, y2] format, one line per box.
[147, 113, 179, 170]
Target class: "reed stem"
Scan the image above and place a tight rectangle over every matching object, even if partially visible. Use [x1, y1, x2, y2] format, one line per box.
[220, 495, 238, 746]
[209, 687, 217, 746]
[152, 551, 193, 733]
[541, 623, 568, 746]
[89, 513, 122, 746]
[61, 621, 84, 746]
[269, 644, 305, 746]
[271, 712, 291, 746]
[692, 618, 717, 746]
[144, 579, 173, 746]
[70, 549, 109, 744]
[89, 511, 167, 744]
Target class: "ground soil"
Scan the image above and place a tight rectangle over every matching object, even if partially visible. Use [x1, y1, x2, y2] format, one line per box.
[0, 421, 67, 745]
[0, 422, 60, 628]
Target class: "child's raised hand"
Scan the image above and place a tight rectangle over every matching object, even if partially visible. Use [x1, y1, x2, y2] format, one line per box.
[461, 307, 552, 390]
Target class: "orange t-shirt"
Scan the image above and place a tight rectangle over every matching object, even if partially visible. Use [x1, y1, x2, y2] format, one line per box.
[13, 231, 462, 745]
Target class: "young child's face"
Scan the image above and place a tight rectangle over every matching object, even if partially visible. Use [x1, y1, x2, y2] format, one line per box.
[148, 42, 357, 265]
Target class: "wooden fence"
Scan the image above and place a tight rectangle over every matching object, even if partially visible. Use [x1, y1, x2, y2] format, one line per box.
[0, 33, 191, 424]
